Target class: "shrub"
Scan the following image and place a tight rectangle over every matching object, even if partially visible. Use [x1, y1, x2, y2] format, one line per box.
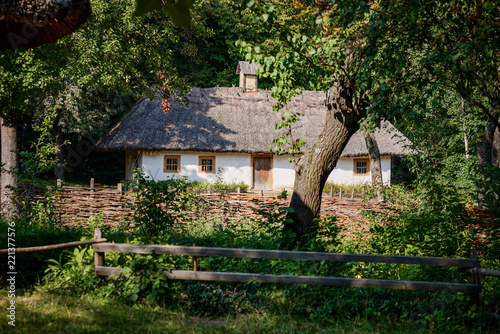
[127, 170, 196, 238]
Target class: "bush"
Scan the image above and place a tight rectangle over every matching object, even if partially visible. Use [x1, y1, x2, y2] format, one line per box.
[127, 170, 196, 238]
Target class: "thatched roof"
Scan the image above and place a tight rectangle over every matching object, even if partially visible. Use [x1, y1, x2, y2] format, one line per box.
[341, 121, 413, 157]
[96, 87, 412, 157]
[0, 0, 91, 51]
[236, 61, 260, 75]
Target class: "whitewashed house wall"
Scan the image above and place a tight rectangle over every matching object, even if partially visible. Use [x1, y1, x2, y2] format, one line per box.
[139, 151, 252, 185]
[133, 152, 392, 189]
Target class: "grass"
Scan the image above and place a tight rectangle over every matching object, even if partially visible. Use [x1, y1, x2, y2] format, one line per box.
[0, 290, 480, 334]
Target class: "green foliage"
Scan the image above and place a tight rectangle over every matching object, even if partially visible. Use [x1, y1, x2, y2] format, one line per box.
[134, 0, 195, 29]
[0, 222, 84, 286]
[128, 170, 196, 237]
[44, 246, 96, 289]
[187, 168, 249, 193]
[367, 211, 476, 259]
[16, 108, 65, 226]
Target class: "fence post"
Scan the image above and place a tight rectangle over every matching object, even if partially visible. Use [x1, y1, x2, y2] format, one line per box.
[259, 190, 264, 197]
[467, 248, 480, 305]
[94, 228, 105, 275]
[117, 182, 123, 193]
[329, 187, 333, 198]
[193, 244, 198, 272]
[90, 178, 95, 216]
[57, 179, 62, 187]
[339, 187, 343, 200]
[351, 189, 354, 200]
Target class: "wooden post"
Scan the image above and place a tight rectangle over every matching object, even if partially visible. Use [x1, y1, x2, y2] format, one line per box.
[117, 183, 123, 193]
[467, 248, 480, 305]
[236, 187, 240, 194]
[259, 190, 264, 197]
[351, 189, 354, 200]
[339, 187, 343, 200]
[94, 228, 105, 275]
[90, 178, 95, 216]
[329, 187, 333, 198]
[56, 179, 62, 187]
[193, 244, 198, 271]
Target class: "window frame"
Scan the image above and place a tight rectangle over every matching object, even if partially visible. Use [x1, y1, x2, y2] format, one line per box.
[163, 155, 181, 173]
[353, 158, 370, 176]
[198, 156, 216, 174]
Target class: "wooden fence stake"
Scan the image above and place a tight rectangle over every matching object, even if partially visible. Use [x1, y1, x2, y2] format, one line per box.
[117, 183, 123, 193]
[94, 228, 105, 275]
[329, 187, 333, 198]
[351, 189, 354, 200]
[90, 178, 95, 189]
[57, 179, 62, 187]
[339, 187, 343, 200]
[467, 248, 480, 305]
[259, 190, 264, 197]
[193, 244, 198, 272]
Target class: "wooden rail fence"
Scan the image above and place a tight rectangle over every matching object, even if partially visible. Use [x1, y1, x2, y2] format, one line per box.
[91, 229, 500, 303]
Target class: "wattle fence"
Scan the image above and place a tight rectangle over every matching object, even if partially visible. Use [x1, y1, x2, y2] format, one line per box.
[29, 179, 389, 227]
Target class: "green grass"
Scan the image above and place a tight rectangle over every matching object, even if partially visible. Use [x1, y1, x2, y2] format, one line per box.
[1, 290, 482, 334]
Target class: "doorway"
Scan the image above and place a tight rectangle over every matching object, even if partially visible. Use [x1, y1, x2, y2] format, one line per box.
[252, 155, 272, 190]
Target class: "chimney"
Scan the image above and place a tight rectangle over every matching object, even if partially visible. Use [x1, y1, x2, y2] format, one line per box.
[236, 61, 260, 93]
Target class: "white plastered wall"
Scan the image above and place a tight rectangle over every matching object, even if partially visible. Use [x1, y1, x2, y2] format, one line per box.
[125, 150, 138, 180]
[129, 151, 392, 188]
[326, 156, 392, 185]
[138, 151, 252, 185]
[272, 155, 392, 188]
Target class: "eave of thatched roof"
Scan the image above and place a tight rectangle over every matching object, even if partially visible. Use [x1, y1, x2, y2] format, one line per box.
[0, 0, 91, 51]
[341, 121, 413, 157]
[96, 87, 412, 157]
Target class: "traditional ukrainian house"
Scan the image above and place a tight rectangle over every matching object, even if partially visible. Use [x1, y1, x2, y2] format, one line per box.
[96, 62, 412, 190]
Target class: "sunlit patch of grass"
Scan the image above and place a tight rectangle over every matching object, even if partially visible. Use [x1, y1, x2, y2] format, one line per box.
[1, 290, 486, 334]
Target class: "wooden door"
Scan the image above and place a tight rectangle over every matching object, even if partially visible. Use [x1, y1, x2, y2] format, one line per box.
[253, 156, 271, 190]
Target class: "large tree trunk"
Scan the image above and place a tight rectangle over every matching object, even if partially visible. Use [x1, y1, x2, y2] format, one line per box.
[362, 128, 384, 201]
[286, 80, 367, 241]
[477, 112, 499, 209]
[1, 115, 18, 217]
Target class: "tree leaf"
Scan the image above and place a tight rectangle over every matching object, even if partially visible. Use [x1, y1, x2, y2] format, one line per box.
[163, 0, 195, 28]
[133, 0, 162, 17]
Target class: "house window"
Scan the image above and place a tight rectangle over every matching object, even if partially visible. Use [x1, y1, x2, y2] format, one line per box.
[164, 155, 181, 173]
[199, 156, 215, 174]
[353, 158, 370, 176]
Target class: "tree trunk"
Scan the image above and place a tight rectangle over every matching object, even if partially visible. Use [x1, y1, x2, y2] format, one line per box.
[476, 112, 499, 209]
[492, 125, 499, 168]
[1, 115, 18, 217]
[286, 80, 367, 241]
[363, 128, 384, 202]
[54, 115, 64, 180]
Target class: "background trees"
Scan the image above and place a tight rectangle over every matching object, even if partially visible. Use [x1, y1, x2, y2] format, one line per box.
[1, 0, 189, 216]
[241, 0, 500, 239]
[364, 0, 500, 209]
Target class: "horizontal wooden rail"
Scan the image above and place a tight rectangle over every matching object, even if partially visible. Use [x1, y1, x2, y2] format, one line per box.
[94, 266, 480, 294]
[467, 268, 500, 278]
[93, 243, 480, 268]
[0, 238, 107, 254]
